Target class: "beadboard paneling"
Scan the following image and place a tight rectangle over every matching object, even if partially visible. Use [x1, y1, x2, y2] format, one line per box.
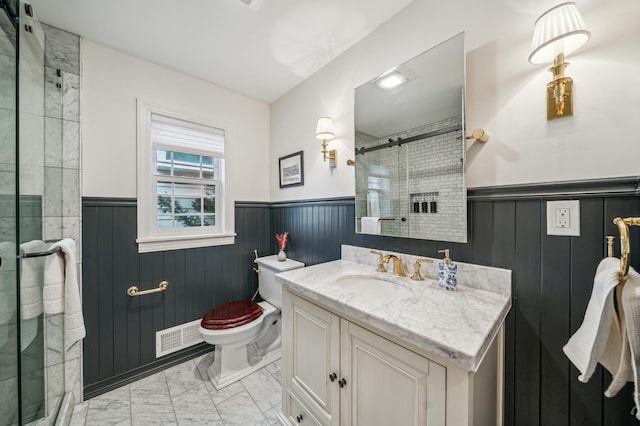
[82, 187, 640, 425]
[81, 199, 272, 398]
[270, 192, 640, 426]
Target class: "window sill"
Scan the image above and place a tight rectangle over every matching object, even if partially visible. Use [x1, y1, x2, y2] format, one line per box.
[136, 233, 236, 253]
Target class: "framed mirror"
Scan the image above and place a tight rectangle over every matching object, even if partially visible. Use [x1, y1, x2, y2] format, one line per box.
[354, 32, 466, 243]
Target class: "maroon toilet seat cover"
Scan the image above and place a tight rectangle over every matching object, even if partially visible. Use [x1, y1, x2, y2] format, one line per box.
[201, 300, 263, 330]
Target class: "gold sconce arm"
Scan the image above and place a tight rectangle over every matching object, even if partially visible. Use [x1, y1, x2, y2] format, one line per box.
[466, 129, 489, 143]
[321, 138, 337, 166]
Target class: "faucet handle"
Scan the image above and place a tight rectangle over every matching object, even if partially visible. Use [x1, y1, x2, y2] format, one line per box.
[411, 258, 433, 281]
[370, 250, 387, 272]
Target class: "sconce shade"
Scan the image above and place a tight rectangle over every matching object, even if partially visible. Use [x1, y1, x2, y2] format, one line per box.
[529, 2, 590, 64]
[315, 117, 335, 140]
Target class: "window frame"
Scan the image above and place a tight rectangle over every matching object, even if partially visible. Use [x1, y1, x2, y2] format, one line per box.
[136, 99, 235, 253]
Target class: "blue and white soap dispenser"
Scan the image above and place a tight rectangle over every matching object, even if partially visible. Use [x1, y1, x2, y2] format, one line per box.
[438, 249, 458, 291]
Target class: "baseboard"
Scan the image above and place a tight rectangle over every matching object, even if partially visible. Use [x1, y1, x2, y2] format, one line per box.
[83, 343, 213, 400]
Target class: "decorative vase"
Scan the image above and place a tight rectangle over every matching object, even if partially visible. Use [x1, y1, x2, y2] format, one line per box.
[277, 250, 287, 261]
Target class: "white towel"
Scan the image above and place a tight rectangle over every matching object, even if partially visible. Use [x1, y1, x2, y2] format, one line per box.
[367, 190, 381, 218]
[43, 248, 65, 314]
[19, 240, 47, 319]
[563, 257, 621, 383]
[19, 240, 48, 351]
[621, 266, 640, 420]
[43, 238, 85, 350]
[0, 241, 16, 326]
[602, 285, 633, 397]
[361, 217, 381, 235]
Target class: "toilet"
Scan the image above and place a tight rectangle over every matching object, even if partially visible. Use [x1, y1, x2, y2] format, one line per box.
[199, 255, 304, 389]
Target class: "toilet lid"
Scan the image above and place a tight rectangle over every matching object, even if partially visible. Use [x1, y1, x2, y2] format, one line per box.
[200, 300, 264, 330]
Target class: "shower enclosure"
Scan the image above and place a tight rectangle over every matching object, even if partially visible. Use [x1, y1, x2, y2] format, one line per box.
[0, 1, 82, 424]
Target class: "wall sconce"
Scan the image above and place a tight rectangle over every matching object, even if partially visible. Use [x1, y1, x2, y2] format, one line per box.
[529, 2, 590, 120]
[315, 117, 337, 167]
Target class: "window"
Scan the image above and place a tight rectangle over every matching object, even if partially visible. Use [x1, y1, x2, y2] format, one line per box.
[137, 101, 235, 252]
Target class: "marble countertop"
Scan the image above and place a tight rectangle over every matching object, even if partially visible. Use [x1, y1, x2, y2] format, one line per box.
[276, 259, 511, 372]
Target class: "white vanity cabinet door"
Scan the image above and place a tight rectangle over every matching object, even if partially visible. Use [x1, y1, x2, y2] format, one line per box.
[340, 321, 446, 426]
[283, 292, 341, 424]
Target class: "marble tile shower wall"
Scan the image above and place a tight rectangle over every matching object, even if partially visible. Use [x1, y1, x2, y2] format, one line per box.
[355, 116, 464, 239]
[41, 22, 83, 409]
[0, 17, 82, 423]
[406, 115, 464, 241]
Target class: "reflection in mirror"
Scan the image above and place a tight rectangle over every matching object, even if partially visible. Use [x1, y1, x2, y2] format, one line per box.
[354, 32, 466, 243]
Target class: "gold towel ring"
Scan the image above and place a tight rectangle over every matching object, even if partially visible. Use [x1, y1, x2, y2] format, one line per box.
[613, 217, 640, 279]
[614, 217, 630, 279]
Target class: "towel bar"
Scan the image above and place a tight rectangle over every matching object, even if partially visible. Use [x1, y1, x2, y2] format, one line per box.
[22, 246, 61, 258]
[127, 281, 169, 297]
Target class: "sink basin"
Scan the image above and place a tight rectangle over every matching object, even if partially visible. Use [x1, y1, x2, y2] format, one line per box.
[335, 275, 414, 300]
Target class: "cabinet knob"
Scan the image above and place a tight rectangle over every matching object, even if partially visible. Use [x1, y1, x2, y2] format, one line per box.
[329, 372, 337, 382]
[339, 378, 347, 388]
[296, 414, 304, 423]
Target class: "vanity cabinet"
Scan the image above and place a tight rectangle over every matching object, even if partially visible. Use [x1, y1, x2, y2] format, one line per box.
[281, 291, 447, 426]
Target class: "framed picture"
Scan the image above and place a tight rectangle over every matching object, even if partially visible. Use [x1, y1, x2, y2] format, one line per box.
[279, 151, 304, 188]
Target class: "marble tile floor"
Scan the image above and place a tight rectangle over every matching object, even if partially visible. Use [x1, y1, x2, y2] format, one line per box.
[69, 352, 283, 425]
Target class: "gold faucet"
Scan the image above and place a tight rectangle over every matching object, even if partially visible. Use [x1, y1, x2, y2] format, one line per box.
[382, 255, 407, 277]
[370, 250, 387, 272]
[411, 259, 433, 281]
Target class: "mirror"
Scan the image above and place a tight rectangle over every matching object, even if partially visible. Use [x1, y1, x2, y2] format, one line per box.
[354, 32, 466, 243]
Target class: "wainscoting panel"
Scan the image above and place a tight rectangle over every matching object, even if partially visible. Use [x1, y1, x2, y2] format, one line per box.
[81, 199, 272, 398]
[83, 182, 640, 425]
[269, 186, 640, 426]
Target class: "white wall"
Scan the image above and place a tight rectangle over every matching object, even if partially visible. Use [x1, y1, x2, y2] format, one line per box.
[82, 40, 271, 201]
[270, 0, 640, 201]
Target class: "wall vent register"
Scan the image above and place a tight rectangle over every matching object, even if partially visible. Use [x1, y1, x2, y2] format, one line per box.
[156, 319, 204, 358]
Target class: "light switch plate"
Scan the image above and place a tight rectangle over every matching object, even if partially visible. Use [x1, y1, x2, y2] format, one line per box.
[546, 200, 580, 236]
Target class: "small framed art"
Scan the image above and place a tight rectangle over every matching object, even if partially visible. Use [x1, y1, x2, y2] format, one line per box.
[279, 151, 304, 188]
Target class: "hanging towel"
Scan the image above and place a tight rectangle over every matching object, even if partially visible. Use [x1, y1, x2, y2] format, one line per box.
[563, 257, 621, 383]
[0, 241, 16, 327]
[19, 240, 46, 319]
[43, 238, 85, 350]
[43, 247, 65, 314]
[361, 217, 381, 235]
[367, 190, 381, 218]
[19, 240, 48, 351]
[621, 266, 640, 420]
[603, 286, 633, 397]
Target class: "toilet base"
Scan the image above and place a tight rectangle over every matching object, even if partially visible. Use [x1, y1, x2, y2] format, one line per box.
[207, 345, 281, 390]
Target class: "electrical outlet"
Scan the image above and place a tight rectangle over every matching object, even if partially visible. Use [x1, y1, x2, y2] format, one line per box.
[547, 200, 580, 236]
[556, 208, 570, 228]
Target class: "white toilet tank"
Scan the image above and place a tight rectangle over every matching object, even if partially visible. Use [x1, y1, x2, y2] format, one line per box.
[256, 255, 304, 308]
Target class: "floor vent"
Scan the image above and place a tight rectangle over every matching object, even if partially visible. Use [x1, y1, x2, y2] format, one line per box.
[156, 319, 204, 358]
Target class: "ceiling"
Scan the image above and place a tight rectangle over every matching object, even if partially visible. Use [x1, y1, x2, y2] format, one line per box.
[30, 0, 415, 103]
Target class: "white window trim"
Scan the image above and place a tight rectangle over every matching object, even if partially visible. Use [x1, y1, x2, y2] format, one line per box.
[136, 99, 235, 253]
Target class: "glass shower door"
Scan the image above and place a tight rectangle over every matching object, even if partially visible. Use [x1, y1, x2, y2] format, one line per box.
[19, 1, 48, 422]
[0, 1, 19, 424]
